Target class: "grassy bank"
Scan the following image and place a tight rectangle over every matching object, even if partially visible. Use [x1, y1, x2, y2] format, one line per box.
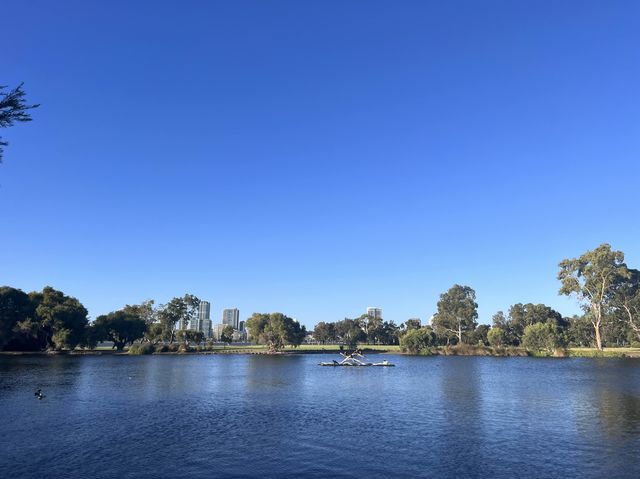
[3, 345, 639, 358]
[566, 347, 640, 358]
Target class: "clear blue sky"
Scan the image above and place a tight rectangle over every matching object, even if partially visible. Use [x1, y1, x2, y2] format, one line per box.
[2, 0, 639, 328]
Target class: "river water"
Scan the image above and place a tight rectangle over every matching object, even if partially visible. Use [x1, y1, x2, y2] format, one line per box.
[1, 354, 639, 478]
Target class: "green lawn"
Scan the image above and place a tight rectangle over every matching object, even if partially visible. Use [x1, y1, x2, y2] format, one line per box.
[567, 347, 640, 358]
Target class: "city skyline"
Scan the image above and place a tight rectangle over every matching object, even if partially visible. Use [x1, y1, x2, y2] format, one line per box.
[2, 1, 639, 329]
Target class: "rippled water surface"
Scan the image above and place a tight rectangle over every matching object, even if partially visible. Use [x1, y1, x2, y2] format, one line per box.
[1, 354, 640, 478]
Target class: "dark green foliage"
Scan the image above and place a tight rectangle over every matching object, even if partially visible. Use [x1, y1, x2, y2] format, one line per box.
[221, 325, 234, 345]
[176, 329, 204, 345]
[558, 243, 630, 350]
[487, 327, 505, 347]
[491, 303, 567, 347]
[1, 286, 88, 351]
[522, 322, 564, 353]
[144, 322, 165, 344]
[94, 310, 147, 350]
[313, 321, 337, 344]
[334, 318, 367, 347]
[400, 327, 436, 354]
[128, 342, 156, 355]
[0, 83, 39, 162]
[431, 284, 478, 344]
[403, 319, 422, 331]
[246, 312, 307, 351]
[156, 294, 200, 343]
[471, 324, 490, 346]
[0, 286, 34, 349]
[612, 268, 640, 342]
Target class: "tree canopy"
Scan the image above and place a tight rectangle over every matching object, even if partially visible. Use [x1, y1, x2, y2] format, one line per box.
[246, 312, 306, 352]
[0, 83, 39, 162]
[558, 243, 629, 350]
[431, 284, 478, 344]
[94, 310, 147, 351]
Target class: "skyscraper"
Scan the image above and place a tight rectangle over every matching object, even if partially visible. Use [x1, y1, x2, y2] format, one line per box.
[222, 308, 240, 329]
[367, 307, 383, 320]
[198, 301, 212, 338]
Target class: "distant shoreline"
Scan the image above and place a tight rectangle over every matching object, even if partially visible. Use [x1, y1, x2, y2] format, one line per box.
[2, 345, 639, 358]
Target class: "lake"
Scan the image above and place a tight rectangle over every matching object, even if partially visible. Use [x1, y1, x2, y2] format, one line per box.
[1, 354, 640, 478]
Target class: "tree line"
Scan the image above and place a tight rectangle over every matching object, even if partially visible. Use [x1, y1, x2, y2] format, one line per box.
[0, 291, 229, 351]
[312, 243, 640, 354]
[0, 287, 304, 353]
[2, 243, 638, 354]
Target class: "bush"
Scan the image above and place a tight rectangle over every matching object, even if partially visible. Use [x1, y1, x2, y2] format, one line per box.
[128, 343, 155, 355]
[400, 328, 436, 354]
[487, 327, 505, 347]
[522, 322, 563, 353]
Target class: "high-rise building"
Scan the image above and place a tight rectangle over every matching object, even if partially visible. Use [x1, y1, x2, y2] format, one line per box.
[188, 300, 212, 337]
[222, 308, 240, 329]
[198, 301, 212, 338]
[367, 307, 383, 320]
[198, 301, 211, 320]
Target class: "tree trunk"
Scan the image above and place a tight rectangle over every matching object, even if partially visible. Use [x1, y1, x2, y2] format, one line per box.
[457, 323, 462, 344]
[591, 303, 603, 351]
[594, 325, 602, 350]
[623, 304, 640, 342]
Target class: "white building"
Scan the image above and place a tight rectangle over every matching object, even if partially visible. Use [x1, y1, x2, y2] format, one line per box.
[367, 307, 383, 320]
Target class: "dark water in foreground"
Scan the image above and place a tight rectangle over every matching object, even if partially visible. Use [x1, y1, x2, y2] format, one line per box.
[1, 354, 640, 479]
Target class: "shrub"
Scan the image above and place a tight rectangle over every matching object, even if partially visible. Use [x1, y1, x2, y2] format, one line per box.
[487, 327, 505, 347]
[522, 322, 563, 353]
[128, 343, 155, 355]
[400, 328, 435, 354]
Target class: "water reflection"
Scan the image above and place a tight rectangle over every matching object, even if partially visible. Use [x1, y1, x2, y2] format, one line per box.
[1, 355, 640, 479]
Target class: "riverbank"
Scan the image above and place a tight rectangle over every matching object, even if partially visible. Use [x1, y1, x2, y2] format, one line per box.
[2, 344, 640, 357]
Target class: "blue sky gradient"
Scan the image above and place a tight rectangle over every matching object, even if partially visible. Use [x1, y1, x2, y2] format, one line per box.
[2, 0, 639, 327]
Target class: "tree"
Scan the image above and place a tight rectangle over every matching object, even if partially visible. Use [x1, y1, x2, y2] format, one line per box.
[221, 325, 234, 347]
[31, 286, 88, 350]
[471, 324, 490, 346]
[567, 314, 595, 347]
[506, 303, 567, 345]
[380, 320, 401, 345]
[0, 83, 39, 162]
[246, 312, 306, 351]
[431, 284, 478, 344]
[491, 311, 516, 346]
[404, 319, 422, 331]
[94, 310, 147, 350]
[122, 300, 156, 325]
[144, 322, 165, 344]
[157, 294, 200, 343]
[400, 327, 435, 354]
[487, 327, 505, 347]
[522, 322, 563, 354]
[313, 322, 337, 344]
[176, 329, 204, 346]
[286, 319, 306, 348]
[334, 318, 366, 347]
[558, 244, 629, 350]
[366, 316, 385, 344]
[0, 286, 34, 349]
[612, 268, 640, 342]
